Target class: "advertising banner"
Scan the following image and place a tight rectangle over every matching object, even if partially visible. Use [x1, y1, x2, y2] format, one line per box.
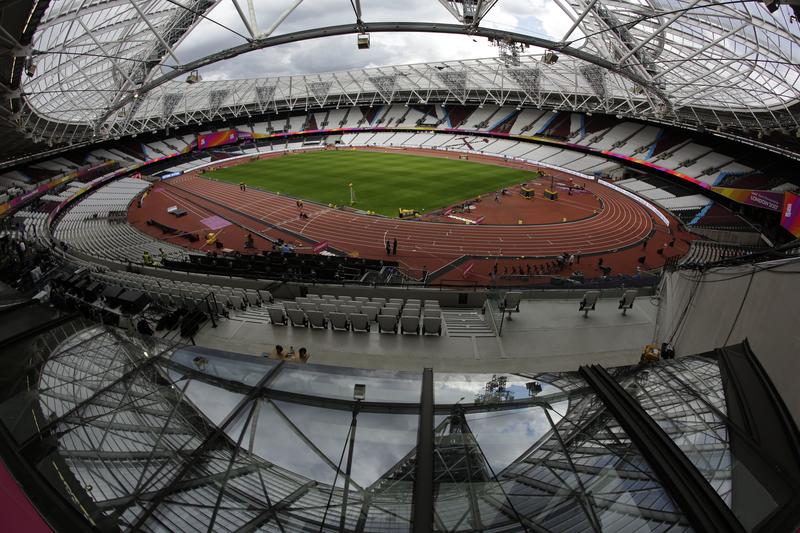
[197, 129, 238, 150]
[781, 192, 800, 238]
[710, 186, 785, 212]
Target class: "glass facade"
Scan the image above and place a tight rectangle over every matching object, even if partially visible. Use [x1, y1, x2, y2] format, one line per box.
[5, 324, 796, 531]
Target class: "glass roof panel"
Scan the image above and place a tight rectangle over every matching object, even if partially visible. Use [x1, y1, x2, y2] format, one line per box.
[12, 0, 799, 144]
[620, 357, 782, 531]
[18, 325, 800, 532]
[269, 363, 422, 403]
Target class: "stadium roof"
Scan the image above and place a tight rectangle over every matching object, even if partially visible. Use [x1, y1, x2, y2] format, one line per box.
[8, 322, 798, 531]
[3, 0, 800, 160]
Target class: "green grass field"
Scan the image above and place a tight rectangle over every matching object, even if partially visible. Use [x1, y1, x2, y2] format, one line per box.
[206, 150, 538, 216]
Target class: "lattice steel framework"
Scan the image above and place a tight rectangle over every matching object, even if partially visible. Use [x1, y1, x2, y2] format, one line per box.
[7, 0, 800, 150]
[26, 324, 758, 532]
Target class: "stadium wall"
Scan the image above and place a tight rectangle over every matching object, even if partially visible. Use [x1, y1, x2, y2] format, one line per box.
[655, 259, 800, 426]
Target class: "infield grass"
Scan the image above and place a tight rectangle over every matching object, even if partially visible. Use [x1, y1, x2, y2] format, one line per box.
[205, 150, 538, 216]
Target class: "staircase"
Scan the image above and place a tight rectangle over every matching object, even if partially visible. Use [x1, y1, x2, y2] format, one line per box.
[441, 309, 495, 338]
[229, 306, 272, 325]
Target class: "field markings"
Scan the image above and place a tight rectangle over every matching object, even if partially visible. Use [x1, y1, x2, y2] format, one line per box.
[173, 166, 654, 259]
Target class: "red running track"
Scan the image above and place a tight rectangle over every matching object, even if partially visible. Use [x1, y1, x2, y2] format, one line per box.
[165, 164, 657, 273]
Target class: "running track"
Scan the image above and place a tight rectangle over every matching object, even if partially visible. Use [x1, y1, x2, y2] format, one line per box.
[166, 168, 656, 270]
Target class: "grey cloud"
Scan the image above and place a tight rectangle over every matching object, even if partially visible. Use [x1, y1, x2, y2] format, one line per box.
[172, 0, 567, 79]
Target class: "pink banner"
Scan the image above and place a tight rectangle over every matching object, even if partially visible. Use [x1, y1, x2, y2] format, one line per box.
[313, 241, 329, 254]
[710, 186, 785, 212]
[781, 192, 800, 238]
[197, 129, 238, 150]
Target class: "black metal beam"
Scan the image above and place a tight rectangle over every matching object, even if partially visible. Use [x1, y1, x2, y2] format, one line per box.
[579, 364, 745, 533]
[412, 368, 434, 533]
[716, 341, 800, 533]
[237, 480, 317, 532]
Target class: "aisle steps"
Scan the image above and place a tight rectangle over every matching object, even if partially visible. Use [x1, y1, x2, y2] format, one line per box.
[441, 310, 495, 337]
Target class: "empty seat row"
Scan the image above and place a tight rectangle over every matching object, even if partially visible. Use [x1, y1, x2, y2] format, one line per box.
[268, 307, 442, 335]
[302, 294, 440, 309]
[285, 299, 440, 321]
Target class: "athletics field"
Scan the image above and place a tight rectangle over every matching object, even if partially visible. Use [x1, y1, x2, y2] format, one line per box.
[204, 149, 538, 216]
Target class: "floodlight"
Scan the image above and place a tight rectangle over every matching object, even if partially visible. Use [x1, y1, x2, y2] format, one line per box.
[543, 51, 558, 65]
[353, 384, 366, 401]
[186, 70, 201, 84]
[357, 33, 370, 49]
[24, 57, 36, 77]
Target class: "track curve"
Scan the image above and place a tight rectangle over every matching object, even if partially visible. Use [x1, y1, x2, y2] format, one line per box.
[167, 153, 655, 265]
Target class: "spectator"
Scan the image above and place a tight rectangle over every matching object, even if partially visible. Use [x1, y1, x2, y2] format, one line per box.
[298, 347, 309, 363]
[269, 345, 284, 359]
[138, 319, 154, 336]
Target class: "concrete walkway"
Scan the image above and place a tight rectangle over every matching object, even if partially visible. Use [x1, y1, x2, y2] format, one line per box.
[193, 296, 658, 372]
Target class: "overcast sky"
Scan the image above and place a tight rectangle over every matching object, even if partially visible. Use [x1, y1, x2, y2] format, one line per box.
[169, 0, 578, 80]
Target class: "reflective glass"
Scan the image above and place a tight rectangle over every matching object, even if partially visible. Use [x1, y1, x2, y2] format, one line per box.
[269, 363, 422, 403]
[171, 346, 275, 386]
[434, 373, 559, 405]
[466, 406, 553, 473]
[623, 358, 779, 531]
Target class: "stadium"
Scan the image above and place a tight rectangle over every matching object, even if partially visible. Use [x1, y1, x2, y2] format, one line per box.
[0, 0, 799, 531]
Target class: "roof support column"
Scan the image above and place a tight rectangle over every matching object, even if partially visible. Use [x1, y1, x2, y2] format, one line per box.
[412, 368, 434, 532]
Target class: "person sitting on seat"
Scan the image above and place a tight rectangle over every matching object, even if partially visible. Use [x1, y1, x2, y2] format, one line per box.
[268, 345, 284, 359]
[143, 251, 154, 266]
[298, 347, 309, 363]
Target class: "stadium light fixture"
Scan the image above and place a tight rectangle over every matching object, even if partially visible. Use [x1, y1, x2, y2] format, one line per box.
[543, 51, 558, 65]
[357, 33, 370, 49]
[353, 384, 366, 401]
[24, 57, 36, 77]
[186, 70, 201, 84]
